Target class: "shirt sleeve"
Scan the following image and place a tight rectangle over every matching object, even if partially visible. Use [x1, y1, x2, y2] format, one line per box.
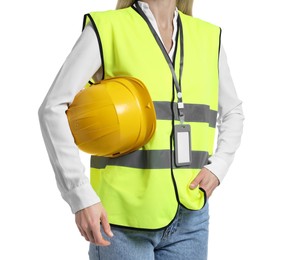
[204, 45, 245, 183]
[38, 24, 102, 213]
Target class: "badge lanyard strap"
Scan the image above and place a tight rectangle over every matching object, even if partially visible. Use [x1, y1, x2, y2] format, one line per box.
[134, 2, 185, 124]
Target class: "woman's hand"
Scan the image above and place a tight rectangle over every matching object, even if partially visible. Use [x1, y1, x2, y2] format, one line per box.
[75, 202, 113, 246]
[189, 168, 220, 198]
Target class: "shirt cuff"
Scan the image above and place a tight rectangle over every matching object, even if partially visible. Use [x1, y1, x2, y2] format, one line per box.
[203, 156, 230, 183]
[61, 182, 100, 214]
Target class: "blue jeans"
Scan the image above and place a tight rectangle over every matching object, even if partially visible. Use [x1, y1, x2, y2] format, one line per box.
[89, 203, 209, 260]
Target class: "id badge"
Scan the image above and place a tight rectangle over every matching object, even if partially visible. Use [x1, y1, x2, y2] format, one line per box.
[174, 124, 192, 167]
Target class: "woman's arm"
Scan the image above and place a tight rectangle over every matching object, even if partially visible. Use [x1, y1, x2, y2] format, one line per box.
[38, 24, 102, 213]
[204, 45, 245, 183]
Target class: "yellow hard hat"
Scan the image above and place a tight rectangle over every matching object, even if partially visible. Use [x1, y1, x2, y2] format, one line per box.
[66, 77, 156, 157]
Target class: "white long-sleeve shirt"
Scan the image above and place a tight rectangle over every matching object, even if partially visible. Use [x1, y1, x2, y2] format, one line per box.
[39, 2, 244, 214]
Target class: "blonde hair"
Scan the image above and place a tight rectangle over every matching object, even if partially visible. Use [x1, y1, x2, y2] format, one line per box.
[116, 0, 194, 16]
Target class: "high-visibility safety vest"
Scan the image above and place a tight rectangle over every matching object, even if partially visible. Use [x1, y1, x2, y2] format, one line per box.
[83, 6, 221, 230]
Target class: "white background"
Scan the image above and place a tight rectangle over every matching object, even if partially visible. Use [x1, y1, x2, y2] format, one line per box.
[1, 0, 283, 259]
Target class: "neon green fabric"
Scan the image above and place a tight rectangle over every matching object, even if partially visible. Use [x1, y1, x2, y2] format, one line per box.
[83, 7, 221, 229]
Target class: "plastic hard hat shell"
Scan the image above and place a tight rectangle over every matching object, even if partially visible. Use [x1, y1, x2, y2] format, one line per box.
[66, 77, 156, 157]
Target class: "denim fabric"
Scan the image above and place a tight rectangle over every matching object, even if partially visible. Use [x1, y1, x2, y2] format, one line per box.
[89, 203, 209, 260]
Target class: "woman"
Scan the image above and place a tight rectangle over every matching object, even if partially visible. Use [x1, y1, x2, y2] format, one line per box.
[39, 0, 244, 259]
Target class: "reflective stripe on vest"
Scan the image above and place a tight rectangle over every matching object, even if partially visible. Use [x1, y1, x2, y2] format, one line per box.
[83, 7, 221, 229]
[154, 101, 217, 128]
[91, 150, 209, 169]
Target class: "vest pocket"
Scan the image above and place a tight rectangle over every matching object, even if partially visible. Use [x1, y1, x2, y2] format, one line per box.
[183, 186, 207, 211]
[199, 187, 207, 209]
